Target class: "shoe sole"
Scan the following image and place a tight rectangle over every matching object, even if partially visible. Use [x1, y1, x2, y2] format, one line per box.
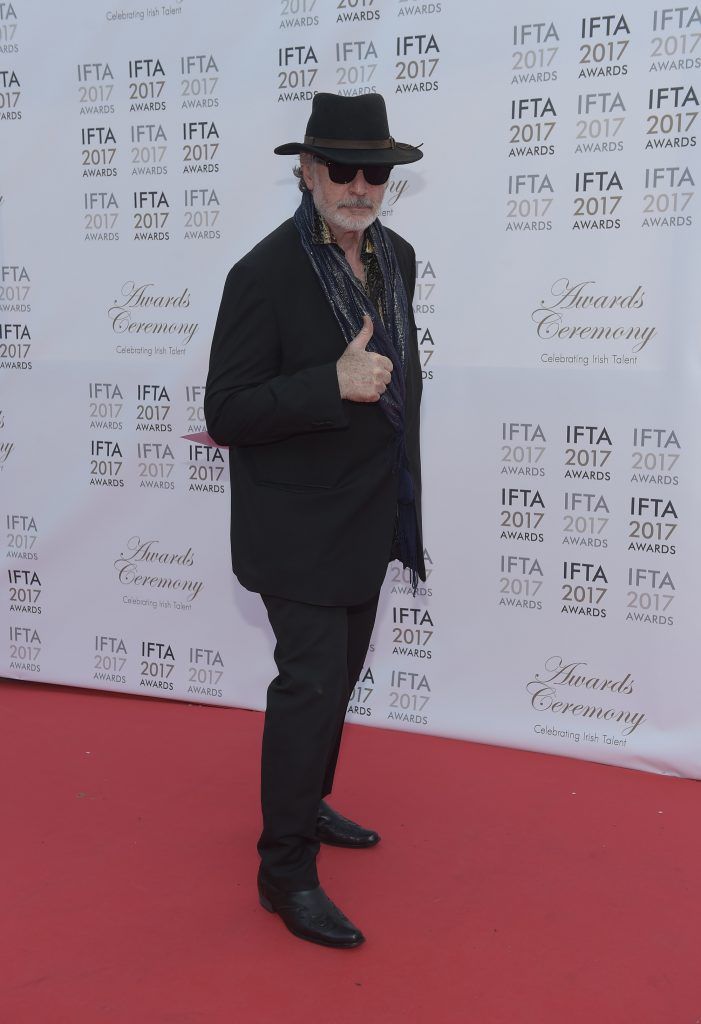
[317, 836, 380, 848]
[259, 893, 275, 913]
[258, 893, 365, 948]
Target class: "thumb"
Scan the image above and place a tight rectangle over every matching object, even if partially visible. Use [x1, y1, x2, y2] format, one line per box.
[349, 314, 373, 350]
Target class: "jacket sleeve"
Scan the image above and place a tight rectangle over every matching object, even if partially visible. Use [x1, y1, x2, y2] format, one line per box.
[204, 259, 349, 447]
[404, 240, 417, 303]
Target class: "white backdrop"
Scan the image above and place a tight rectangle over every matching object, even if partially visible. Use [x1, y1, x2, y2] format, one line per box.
[2, 0, 700, 777]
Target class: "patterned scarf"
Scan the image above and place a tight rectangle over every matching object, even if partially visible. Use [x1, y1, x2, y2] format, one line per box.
[294, 188, 419, 592]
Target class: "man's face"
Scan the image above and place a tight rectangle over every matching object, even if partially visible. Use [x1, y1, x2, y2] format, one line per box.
[301, 154, 388, 234]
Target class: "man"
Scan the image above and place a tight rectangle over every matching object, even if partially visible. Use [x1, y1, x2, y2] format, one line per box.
[204, 93, 425, 948]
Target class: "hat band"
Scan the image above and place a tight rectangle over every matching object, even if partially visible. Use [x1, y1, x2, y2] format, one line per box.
[304, 135, 396, 150]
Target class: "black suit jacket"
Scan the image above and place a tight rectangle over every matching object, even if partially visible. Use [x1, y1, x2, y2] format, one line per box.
[204, 217, 424, 606]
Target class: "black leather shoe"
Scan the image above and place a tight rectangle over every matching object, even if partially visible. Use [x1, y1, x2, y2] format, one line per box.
[316, 800, 380, 848]
[257, 872, 365, 948]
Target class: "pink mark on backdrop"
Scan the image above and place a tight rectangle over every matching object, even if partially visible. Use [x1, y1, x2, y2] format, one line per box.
[181, 431, 228, 448]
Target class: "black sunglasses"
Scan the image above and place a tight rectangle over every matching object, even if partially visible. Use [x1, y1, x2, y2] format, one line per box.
[313, 157, 392, 186]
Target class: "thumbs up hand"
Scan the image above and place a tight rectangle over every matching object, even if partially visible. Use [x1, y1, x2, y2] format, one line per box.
[336, 315, 393, 403]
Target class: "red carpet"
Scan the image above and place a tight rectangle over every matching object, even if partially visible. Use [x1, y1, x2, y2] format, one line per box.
[1, 677, 699, 1024]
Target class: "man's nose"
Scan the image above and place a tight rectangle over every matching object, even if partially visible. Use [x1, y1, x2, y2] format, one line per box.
[349, 170, 368, 193]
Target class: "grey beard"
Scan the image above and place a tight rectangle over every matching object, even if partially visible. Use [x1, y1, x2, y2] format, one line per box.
[312, 193, 378, 233]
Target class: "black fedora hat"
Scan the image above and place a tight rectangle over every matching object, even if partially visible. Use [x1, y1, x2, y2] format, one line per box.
[274, 92, 423, 166]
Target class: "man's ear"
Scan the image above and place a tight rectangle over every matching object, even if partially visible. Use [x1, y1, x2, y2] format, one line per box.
[300, 153, 315, 191]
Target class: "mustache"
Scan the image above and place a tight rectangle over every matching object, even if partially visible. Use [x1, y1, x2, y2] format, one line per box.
[336, 198, 374, 209]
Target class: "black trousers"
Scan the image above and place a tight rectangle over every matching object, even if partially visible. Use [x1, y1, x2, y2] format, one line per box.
[257, 590, 380, 891]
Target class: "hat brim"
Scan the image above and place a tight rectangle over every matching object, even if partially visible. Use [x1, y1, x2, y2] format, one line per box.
[273, 141, 423, 165]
